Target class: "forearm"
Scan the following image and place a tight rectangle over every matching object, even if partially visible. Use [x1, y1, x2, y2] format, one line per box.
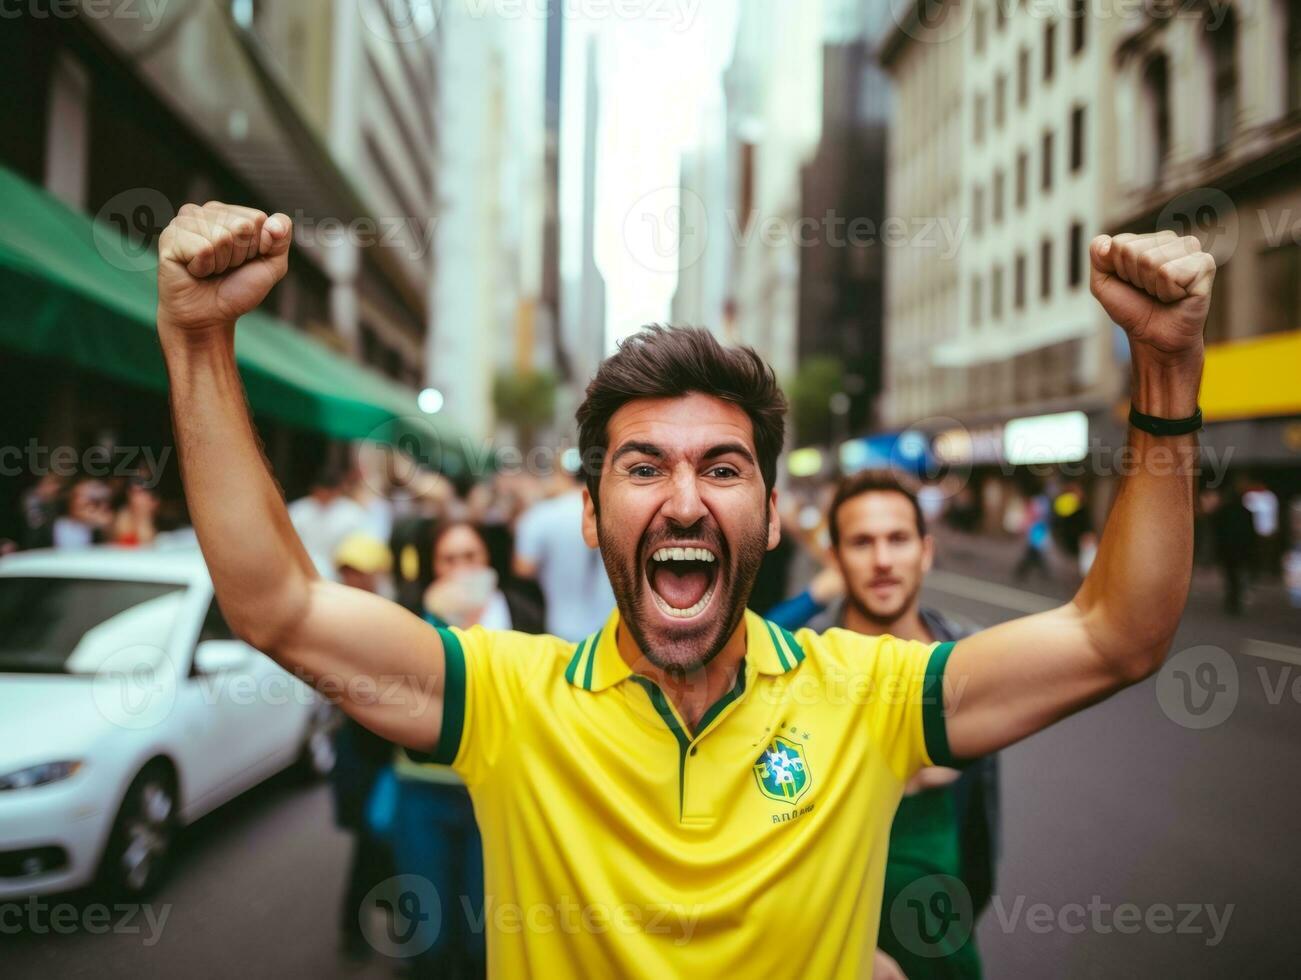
[1073, 351, 1201, 676]
[162, 320, 317, 650]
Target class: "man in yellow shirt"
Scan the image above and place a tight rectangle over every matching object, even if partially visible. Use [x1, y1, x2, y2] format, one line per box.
[156, 202, 1212, 977]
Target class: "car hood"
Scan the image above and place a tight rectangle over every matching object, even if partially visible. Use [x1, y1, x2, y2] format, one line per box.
[0, 675, 124, 773]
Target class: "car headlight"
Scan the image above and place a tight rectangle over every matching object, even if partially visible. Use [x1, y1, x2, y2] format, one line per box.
[0, 761, 83, 791]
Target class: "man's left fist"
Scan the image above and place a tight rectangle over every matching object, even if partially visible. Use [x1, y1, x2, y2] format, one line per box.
[1089, 230, 1215, 364]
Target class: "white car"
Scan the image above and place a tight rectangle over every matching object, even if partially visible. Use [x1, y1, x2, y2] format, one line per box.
[0, 547, 337, 899]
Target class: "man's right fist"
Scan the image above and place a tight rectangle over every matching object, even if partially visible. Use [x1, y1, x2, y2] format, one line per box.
[157, 202, 292, 333]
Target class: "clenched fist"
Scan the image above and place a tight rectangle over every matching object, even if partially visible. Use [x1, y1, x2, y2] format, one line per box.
[157, 202, 293, 333]
[1089, 231, 1215, 365]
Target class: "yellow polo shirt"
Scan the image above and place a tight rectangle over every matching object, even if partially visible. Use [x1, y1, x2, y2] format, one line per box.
[410, 606, 960, 978]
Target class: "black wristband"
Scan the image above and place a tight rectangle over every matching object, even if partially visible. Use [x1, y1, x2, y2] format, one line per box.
[1128, 405, 1202, 436]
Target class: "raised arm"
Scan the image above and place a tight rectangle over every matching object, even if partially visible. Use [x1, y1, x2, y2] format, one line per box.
[157, 202, 445, 751]
[943, 231, 1212, 759]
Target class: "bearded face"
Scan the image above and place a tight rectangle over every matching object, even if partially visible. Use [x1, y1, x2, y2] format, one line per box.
[582, 394, 780, 674]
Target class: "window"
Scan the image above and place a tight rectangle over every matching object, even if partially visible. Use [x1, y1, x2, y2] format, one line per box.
[993, 168, 1006, 223]
[1018, 46, 1030, 106]
[995, 73, 1007, 129]
[1068, 221, 1085, 289]
[1258, 245, 1301, 336]
[1044, 21, 1057, 81]
[1289, 0, 1301, 114]
[992, 265, 1004, 319]
[1040, 238, 1053, 299]
[975, 5, 988, 55]
[1016, 150, 1028, 208]
[1070, 105, 1086, 172]
[1070, 0, 1086, 55]
[1014, 252, 1027, 310]
[1208, 8, 1238, 152]
[199, 599, 235, 644]
[996, 0, 1006, 31]
[972, 275, 984, 326]
[974, 92, 987, 144]
[1143, 54, 1171, 183]
[1042, 129, 1055, 191]
[973, 184, 985, 235]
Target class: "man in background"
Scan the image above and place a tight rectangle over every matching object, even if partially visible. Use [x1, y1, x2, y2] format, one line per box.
[769, 472, 996, 979]
[513, 461, 614, 641]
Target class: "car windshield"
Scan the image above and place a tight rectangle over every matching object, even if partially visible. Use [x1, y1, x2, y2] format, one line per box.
[0, 577, 186, 675]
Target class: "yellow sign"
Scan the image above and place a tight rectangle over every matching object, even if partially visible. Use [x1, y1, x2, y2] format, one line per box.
[1201, 331, 1301, 422]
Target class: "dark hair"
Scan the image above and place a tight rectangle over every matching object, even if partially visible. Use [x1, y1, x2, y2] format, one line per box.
[827, 471, 926, 548]
[575, 325, 787, 509]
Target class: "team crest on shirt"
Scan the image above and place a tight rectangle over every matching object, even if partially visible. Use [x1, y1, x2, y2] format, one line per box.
[753, 735, 811, 805]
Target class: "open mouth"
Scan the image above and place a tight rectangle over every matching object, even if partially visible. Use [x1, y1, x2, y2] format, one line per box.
[646, 545, 720, 620]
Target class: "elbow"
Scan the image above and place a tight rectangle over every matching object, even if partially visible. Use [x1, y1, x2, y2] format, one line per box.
[1108, 634, 1175, 686]
[221, 577, 316, 657]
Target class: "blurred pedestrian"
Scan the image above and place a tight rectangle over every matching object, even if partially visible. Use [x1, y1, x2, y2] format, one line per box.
[288, 465, 368, 562]
[1013, 491, 1051, 581]
[1208, 488, 1256, 615]
[51, 477, 114, 548]
[767, 472, 995, 980]
[393, 518, 545, 979]
[513, 466, 613, 641]
[1242, 481, 1280, 578]
[18, 473, 65, 549]
[328, 533, 397, 959]
[111, 474, 160, 547]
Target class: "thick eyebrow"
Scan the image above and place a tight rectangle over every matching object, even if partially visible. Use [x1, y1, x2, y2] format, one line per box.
[701, 442, 757, 466]
[610, 441, 666, 465]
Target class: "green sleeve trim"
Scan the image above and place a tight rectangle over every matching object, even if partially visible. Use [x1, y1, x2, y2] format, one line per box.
[922, 640, 970, 770]
[408, 626, 467, 766]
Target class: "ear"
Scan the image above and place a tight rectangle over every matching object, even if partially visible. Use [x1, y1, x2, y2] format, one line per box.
[581, 485, 600, 548]
[920, 533, 935, 576]
[766, 488, 781, 552]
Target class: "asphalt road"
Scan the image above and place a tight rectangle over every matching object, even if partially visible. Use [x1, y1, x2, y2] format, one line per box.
[6, 544, 1297, 978]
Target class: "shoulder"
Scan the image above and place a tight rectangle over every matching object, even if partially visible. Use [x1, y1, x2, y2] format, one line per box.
[448, 624, 575, 687]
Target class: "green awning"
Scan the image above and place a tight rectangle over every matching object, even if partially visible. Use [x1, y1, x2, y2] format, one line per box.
[0, 165, 469, 471]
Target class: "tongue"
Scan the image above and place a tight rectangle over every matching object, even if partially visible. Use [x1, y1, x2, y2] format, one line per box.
[650, 563, 711, 610]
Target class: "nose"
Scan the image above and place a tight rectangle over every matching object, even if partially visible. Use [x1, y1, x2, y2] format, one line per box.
[660, 464, 709, 527]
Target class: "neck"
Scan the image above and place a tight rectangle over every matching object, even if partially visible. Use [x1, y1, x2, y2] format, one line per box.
[617, 618, 748, 732]
[842, 600, 932, 644]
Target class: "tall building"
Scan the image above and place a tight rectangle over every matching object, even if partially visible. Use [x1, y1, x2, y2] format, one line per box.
[880, 1, 1119, 430]
[429, 1, 546, 442]
[723, 0, 827, 382]
[795, 29, 890, 443]
[1107, 0, 1301, 494]
[668, 100, 730, 335]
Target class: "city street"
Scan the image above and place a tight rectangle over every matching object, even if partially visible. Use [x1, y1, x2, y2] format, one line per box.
[5, 537, 1295, 978]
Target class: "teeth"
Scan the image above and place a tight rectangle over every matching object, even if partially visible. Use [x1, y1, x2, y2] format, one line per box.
[651, 547, 715, 563]
[651, 585, 715, 619]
